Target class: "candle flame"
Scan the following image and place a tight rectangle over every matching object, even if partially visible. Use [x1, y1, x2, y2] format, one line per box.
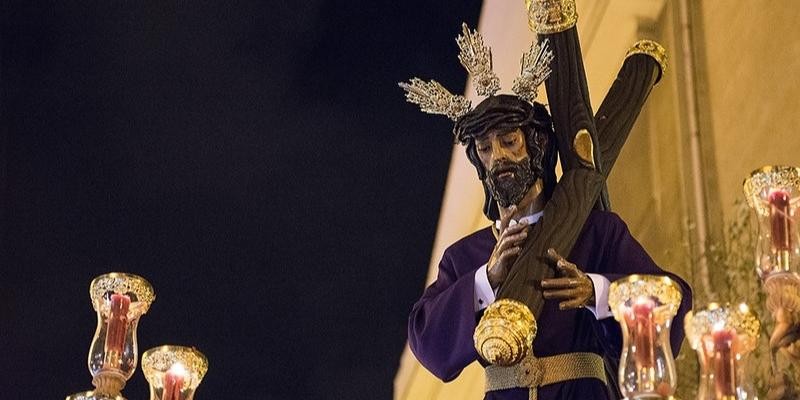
[737, 303, 750, 314]
[169, 362, 188, 378]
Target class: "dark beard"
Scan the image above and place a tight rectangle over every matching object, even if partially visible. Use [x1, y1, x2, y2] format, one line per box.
[485, 158, 538, 208]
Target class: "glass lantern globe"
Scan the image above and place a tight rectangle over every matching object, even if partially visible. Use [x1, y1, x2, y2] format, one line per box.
[685, 303, 760, 400]
[609, 274, 683, 399]
[743, 165, 800, 279]
[142, 345, 208, 400]
[88, 273, 155, 395]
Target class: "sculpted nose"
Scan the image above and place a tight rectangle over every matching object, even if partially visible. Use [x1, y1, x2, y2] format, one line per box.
[490, 142, 511, 164]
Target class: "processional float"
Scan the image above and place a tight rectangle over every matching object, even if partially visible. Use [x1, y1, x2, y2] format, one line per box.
[402, 0, 800, 398]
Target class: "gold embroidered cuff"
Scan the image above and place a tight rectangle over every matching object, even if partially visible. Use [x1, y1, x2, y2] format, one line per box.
[525, 0, 578, 34]
[625, 39, 668, 80]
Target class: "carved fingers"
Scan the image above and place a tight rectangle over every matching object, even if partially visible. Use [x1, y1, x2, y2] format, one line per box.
[542, 248, 595, 310]
[487, 206, 529, 289]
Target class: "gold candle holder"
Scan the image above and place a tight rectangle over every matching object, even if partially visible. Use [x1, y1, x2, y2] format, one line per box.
[473, 299, 537, 366]
[142, 345, 208, 400]
[685, 303, 760, 400]
[743, 165, 800, 279]
[66, 392, 125, 400]
[609, 275, 682, 399]
[87, 273, 155, 397]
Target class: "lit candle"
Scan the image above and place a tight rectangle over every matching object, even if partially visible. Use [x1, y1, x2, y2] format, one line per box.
[162, 363, 187, 400]
[626, 297, 656, 369]
[769, 190, 793, 251]
[104, 293, 131, 367]
[711, 325, 737, 398]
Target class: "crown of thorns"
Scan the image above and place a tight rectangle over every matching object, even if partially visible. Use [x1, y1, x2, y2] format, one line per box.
[399, 23, 553, 122]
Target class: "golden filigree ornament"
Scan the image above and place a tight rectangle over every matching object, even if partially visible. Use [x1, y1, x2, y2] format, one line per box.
[90, 272, 156, 315]
[66, 392, 125, 400]
[625, 39, 668, 83]
[685, 303, 761, 354]
[473, 299, 537, 366]
[399, 23, 554, 126]
[512, 38, 553, 103]
[608, 274, 682, 321]
[142, 346, 209, 400]
[456, 23, 501, 96]
[525, 0, 578, 34]
[743, 165, 800, 217]
[685, 303, 761, 400]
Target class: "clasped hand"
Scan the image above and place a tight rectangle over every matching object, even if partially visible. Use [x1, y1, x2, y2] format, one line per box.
[486, 207, 595, 310]
[487, 205, 529, 289]
[542, 248, 595, 310]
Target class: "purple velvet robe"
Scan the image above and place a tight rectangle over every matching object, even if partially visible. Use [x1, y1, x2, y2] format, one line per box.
[408, 210, 693, 399]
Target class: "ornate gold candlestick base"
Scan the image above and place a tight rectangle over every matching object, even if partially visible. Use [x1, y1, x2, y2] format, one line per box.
[91, 370, 126, 396]
[66, 390, 125, 400]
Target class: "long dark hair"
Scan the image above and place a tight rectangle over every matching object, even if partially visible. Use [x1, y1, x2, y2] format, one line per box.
[453, 95, 557, 220]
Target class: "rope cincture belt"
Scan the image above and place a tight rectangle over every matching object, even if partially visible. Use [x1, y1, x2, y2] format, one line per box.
[484, 351, 607, 400]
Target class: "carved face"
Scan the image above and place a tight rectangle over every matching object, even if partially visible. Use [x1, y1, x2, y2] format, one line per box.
[476, 128, 538, 208]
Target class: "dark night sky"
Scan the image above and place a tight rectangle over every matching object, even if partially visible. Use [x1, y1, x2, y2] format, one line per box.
[1, 1, 483, 399]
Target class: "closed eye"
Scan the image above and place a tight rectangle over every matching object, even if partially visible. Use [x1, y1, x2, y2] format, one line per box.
[501, 134, 519, 146]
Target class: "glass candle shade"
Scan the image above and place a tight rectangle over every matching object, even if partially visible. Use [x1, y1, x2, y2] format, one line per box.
[743, 165, 800, 279]
[609, 275, 682, 399]
[685, 303, 760, 400]
[88, 273, 155, 395]
[142, 346, 208, 400]
[66, 391, 125, 400]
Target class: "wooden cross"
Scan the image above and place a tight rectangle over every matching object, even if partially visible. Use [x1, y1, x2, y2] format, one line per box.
[495, 0, 666, 320]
